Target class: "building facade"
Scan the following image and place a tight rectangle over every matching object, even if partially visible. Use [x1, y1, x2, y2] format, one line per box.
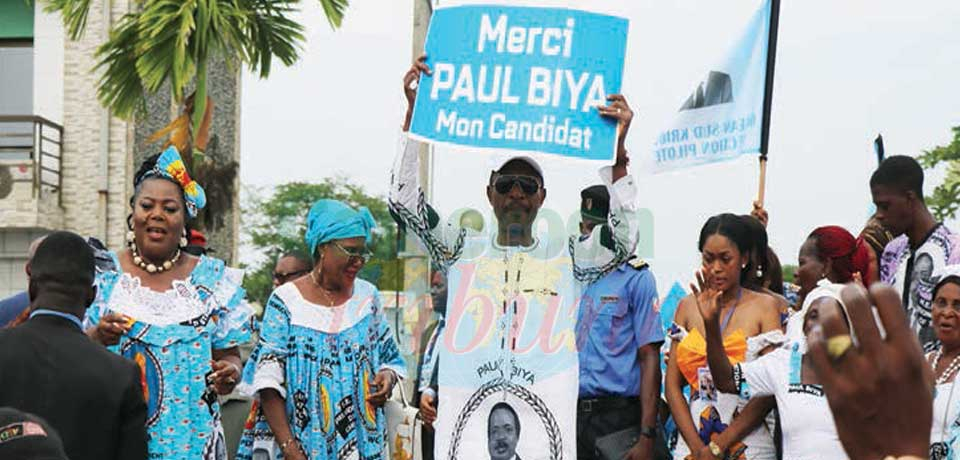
[0, 1, 240, 297]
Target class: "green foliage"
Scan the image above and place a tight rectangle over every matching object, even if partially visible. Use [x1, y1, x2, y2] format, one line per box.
[242, 178, 402, 306]
[918, 127, 960, 221]
[45, 0, 346, 121]
[781, 264, 797, 284]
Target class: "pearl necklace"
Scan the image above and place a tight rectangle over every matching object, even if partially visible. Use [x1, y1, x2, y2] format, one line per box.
[932, 348, 960, 385]
[129, 242, 181, 274]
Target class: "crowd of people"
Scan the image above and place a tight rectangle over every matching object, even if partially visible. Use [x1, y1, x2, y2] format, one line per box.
[0, 57, 950, 460]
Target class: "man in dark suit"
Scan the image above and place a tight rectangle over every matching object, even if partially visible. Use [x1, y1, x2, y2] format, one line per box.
[679, 70, 734, 111]
[0, 231, 147, 460]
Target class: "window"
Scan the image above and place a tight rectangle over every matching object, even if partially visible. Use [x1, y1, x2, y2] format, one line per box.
[0, 41, 33, 160]
[0, 42, 33, 115]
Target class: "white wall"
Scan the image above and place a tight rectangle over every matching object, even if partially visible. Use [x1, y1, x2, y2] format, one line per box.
[33, 4, 64, 124]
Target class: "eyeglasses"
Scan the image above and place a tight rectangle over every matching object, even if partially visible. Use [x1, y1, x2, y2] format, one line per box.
[332, 241, 372, 264]
[493, 175, 541, 195]
[273, 269, 310, 283]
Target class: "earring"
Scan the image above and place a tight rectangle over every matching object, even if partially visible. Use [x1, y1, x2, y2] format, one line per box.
[180, 229, 189, 248]
[310, 254, 324, 286]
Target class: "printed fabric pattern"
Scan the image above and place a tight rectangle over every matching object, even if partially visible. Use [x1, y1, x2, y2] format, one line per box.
[235, 280, 406, 460]
[86, 253, 254, 460]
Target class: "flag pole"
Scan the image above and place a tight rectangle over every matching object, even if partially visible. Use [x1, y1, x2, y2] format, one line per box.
[757, 0, 781, 207]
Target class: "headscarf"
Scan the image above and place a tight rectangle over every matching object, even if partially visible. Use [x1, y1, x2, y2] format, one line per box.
[305, 199, 377, 256]
[136, 146, 207, 218]
[809, 226, 872, 284]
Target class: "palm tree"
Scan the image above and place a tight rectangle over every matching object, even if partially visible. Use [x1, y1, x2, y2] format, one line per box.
[45, 0, 348, 231]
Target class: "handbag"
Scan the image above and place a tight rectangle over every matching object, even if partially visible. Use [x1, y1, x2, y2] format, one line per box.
[384, 380, 422, 460]
[595, 426, 671, 460]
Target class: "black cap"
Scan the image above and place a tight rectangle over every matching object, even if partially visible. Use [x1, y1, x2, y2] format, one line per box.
[0, 408, 68, 460]
[580, 185, 610, 223]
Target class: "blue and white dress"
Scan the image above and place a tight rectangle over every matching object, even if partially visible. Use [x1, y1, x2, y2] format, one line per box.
[86, 253, 254, 460]
[236, 279, 406, 460]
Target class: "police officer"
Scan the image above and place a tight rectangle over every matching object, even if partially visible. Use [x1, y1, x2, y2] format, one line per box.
[576, 185, 666, 460]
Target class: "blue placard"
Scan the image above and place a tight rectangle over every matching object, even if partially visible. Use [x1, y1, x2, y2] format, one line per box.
[410, 5, 629, 161]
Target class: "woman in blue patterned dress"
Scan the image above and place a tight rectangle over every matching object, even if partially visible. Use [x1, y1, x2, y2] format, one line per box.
[85, 147, 253, 459]
[236, 199, 405, 460]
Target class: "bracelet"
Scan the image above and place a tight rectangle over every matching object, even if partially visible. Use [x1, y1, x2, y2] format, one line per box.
[639, 426, 656, 439]
[279, 438, 300, 454]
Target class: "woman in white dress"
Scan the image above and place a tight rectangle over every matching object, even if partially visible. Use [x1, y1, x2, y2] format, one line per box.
[699, 281, 851, 460]
[926, 267, 960, 459]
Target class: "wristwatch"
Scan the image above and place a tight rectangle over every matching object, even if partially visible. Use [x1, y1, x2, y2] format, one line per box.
[639, 426, 656, 439]
[709, 440, 723, 457]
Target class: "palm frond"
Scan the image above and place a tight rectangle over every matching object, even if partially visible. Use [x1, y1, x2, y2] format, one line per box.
[318, 0, 348, 29]
[93, 14, 147, 118]
[136, 0, 197, 101]
[238, 0, 305, 78]
[44, 0, 92, 40]
[59, 0, 342, 123]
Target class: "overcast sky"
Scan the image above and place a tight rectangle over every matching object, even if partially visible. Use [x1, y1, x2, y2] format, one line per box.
[240, 0, 960, 292]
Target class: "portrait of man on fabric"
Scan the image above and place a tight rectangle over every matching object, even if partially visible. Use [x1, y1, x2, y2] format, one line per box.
[487, 402, 522, 460]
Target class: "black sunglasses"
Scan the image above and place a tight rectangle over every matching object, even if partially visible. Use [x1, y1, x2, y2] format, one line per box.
[273, 269, 310, 282]
[493, 175, 541, 195]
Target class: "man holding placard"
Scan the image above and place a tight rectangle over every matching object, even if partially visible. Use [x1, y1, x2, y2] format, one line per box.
[392, 15, 638, 457]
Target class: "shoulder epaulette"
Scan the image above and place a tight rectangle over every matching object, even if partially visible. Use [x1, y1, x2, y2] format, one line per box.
[628, 257, 649, 271]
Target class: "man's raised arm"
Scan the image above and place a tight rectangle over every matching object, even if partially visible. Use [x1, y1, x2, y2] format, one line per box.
[388, 55, 464, 273]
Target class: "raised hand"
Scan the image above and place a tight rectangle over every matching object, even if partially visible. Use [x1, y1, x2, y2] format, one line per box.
[402, 55, 432, 132]
[690, 269, 723, 325]
[751, 200, 769, 228]
[597, 94, 634, 167]
[806, 284, 932, 460]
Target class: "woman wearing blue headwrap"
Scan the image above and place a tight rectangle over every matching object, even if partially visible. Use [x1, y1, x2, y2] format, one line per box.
[236, 199, 406, 460]
[84, 147, 253, 459]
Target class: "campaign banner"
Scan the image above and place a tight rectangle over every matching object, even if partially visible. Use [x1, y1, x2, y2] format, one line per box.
[410, 5, 629, 161]
[651, 0, 774, 173]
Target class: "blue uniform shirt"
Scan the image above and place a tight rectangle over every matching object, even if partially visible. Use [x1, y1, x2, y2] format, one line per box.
[576, 262, 664, 398]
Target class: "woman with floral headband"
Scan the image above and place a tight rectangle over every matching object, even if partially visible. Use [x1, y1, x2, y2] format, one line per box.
[235, 199, 405, 460]
[85, 147, 253, 459]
